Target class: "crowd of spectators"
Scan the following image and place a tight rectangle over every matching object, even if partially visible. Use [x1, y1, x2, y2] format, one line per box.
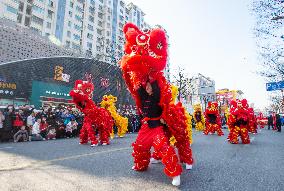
[0, 104, 141, 143]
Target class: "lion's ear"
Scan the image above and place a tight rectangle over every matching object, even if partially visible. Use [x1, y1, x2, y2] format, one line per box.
[123, 22, 140, 34]
[75, 80, 83, 88]
[149, 28, 168, 56]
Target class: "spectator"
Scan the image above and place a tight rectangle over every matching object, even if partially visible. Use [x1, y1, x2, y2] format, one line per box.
[0, 111, 5, 129]
[13, 111, 24, 131]
[26, 112, 35, 136]
[31, 118, 43, 141]
[66, 119, 78, 138]
[276, 114, 281, 132]
[268, 115, 273, 130]
[55, 120, 65, 139]
[2, 105, 15, 142]
[40, 117, 49, 140]
[13, 125, 29, 142]
[47, 127, 56, 140]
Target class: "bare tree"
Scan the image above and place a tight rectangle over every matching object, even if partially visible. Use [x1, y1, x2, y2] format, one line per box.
[173, 67, 192, 101]
[252, 0, 284, 81]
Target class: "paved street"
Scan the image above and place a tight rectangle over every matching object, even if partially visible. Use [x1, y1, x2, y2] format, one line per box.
[0, 129, 283, 191]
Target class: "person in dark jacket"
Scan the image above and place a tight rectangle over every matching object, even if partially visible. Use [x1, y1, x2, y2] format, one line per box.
[276, 114, 281, 132]
[2, 105, 15, 142]
[267, 115, 273, 130]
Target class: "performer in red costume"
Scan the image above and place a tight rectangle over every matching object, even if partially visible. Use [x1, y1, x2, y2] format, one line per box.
[119, 23, 193, 186]
[69, 74, 113, 146]
[227, 99, 250, 144]
[203, 102, 224, 136]
[248, 108, 258, 134]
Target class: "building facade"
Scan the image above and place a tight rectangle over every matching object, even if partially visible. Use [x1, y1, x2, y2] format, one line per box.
[0, 18, 132, 108]
[190, 73, 216, 110]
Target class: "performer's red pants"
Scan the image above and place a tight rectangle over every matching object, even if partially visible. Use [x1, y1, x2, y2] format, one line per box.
[80, 121, 109, 145]
[132, 123, 183, 177]
[204, 123, 224, 136]
[229, 125, 250, 144]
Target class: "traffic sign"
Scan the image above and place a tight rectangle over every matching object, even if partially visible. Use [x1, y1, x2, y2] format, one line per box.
[266, 81, 284, 91]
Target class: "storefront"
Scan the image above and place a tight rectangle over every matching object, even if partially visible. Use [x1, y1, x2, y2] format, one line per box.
[30, 81, 73, 108]
[0, 57, 133, 109]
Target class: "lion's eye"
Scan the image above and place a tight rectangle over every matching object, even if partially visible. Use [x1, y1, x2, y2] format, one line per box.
[157, 42, 163, 50]
[143, 28, 150, 33]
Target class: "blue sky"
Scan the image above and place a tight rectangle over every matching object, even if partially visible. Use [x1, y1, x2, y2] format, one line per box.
[127, 0, 269, 109]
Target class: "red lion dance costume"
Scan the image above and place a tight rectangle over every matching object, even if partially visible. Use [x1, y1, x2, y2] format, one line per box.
[227, 99, 250, 144]
[69, 74, 114, 146]
[120, 23, 193, 186]
[248, 108, 258, 134]
[203, 102, 224, 136]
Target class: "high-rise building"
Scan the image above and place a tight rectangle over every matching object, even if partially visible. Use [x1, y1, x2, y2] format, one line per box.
[0, 0, 20, 23]
[0, 0, 169, 74]
[0, 0, 58, 36]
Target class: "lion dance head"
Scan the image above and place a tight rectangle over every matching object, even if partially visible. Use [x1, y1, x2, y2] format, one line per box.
[120, 23, 168, 88]
[69, 73, 94, 111]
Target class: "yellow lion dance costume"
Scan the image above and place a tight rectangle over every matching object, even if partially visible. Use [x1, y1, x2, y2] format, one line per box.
[193, 104, 205, 131]
[100, 95, 128, 138]
[169, 85, 193, 145]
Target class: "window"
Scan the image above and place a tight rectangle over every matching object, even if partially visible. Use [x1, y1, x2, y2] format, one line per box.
[90, 0, 95, 6]
[107, 31, 110, 36]
[120, 1, 125, 7]
[98, 21, 103, 27]
[89, 6, 95, 14]
[119, 22, 123, 28]
[19, 2, 24, 12]
[32, 5, 44, 14]
[76, 6, 83, 12]
[98, 12, 103, 19]
[32, 15, 44, 25]
[68, 21, 72, 27]
[73, 34, 81, 41]
[26, 5, 32, 15]
[87, 42, 92, 49]
[77, 0, 84, 4]
[119, 15, 123, 20]
[125, 16, 128, 20]
[46, 33, 50, 37]
[48, 0, 54, 7]
[99, 5, 103, 11]
[107, 16, 110, 21]
[47, 10, 53, 19]
[107, 23, 110, 28]
[99, 0, 103, 3]
[67, 31, 71, 37]
[37, 0, 44, 2]
[6, 5, 17, 14]
[88, 24, 94, 31]
[17, 14, 22, 23]
[87, 33, 93, 39]
[89, 16, 94, 22]
[46, 22, 51, 28]
[119, 29, 123, 36]
[25, 17, 31, 26]
[120, 9, 123, 14]
[72, 42, 81, 50]
[66, 41, 71, 47]
[97, 29, 102, 35]
[74, 24, 81, 31]
[68, 11, 72, 17]
[70, 2, 74, 8]
[75, 14, 82, 21]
